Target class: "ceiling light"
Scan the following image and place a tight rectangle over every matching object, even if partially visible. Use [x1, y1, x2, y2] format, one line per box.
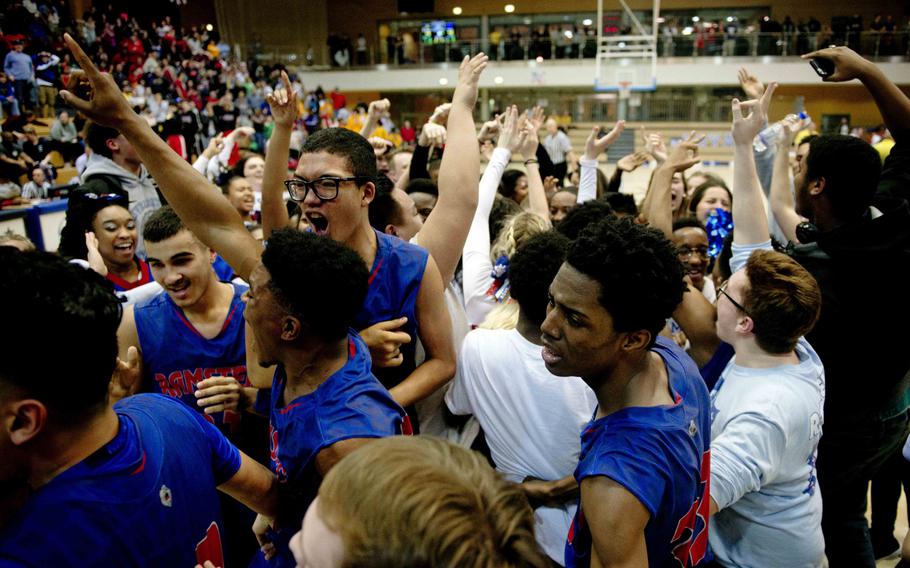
[494, 76, 504, 84]
[692, 16, 700, 23]
[439, 78, 449, 85]
[453, 6, 463, 15]
[504, 4, 515, 13]
[205, 23, 213, 32]
[582, 18, 592, 26]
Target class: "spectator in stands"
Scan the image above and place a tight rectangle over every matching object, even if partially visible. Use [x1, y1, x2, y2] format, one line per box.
[21, 166, 50, 199]
[0, 130, 30, 183]
[83, 123, 163, 257]
[0, 73, 21, 119]
[49, 110, 81, 163]
[221, 175, 255, 226]
[3, 40, 35, 112]
[34, 51, 60, 119]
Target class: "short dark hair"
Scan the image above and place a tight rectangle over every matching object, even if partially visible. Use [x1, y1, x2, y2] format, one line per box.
[143, 205, 190, 243]
[86, 122, 120, 159]
[368, 174, 401, 231]
[0, 249, 121, 424]
[301, 127, 377, 181]
[806, 134, 881, 219]
[261, 229, 369, 341]
[499, 169, 526, 199]
[405, 178, 438, 197]
[556, 200, 614, 241]
[510, 231, 570, 324]
[567, 217, 686, 346]
[672, 218, 707, 233]
[220, 175, 246, 195]
[688, 181, 732, 215]
[603, 193, 637, 217]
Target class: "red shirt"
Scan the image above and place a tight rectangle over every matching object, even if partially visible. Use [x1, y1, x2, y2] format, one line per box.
[106, 257, 153, 292]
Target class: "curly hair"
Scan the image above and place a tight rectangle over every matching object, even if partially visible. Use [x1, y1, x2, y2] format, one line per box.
[490, 212, 550, 263]
[319, 436, 550, 568]
[0, 249, 121, 424]
[556, 200, 614, 241]
[567, 217, 686, 346]
[510, 231, 570, 324]
[261, 228, 369, 341]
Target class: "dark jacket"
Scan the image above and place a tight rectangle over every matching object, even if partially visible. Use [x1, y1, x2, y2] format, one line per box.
[791, 131, 910, 426]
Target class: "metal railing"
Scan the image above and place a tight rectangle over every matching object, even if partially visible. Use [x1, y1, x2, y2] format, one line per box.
[248, 31, 910, 68]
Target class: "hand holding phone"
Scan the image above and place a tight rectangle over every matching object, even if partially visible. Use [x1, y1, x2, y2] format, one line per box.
[809, 58, 836, 78]
[801, 46, 872, 83]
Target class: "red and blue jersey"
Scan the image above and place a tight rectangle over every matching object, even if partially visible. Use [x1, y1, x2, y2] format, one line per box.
[0, 394, 241, 568]
[566, 337, 712, 568]
[106, 257, 153, 292]
[251, 331, 411, 567]
[134, 283, 249, 433]
[355, 230, 428, 391]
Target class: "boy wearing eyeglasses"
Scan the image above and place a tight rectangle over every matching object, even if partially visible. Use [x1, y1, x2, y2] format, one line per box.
[705, 82, 826, 567]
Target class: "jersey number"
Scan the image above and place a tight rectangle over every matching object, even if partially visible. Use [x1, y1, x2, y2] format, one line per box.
[670, 450, 710, 566]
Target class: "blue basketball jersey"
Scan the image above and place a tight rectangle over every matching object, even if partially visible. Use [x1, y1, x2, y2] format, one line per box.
[134, 282, 249, 433]
[212, 254, 235, 282]
[355, 230, 428, 391]
[249, 331, 411, 567]
[566, 337, 712, 568]
[0, 394, 241, 568]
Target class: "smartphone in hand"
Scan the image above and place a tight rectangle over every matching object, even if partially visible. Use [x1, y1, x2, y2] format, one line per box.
[810, 58, 836, 78]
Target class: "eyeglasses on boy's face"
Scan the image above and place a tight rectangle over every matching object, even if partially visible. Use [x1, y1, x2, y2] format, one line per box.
[716, 281, 750, 316]
[284, 176, 371, 202]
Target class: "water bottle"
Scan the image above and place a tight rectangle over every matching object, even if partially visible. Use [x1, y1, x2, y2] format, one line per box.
[753, 112, 808, 152]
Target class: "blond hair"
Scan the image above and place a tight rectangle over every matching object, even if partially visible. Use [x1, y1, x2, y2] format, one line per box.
[319, 436, 549, 568]
[490, 212, 549, 263]
[478, 299, 520, 330]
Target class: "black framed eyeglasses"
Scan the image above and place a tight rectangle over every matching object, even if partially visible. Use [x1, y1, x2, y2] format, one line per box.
[717, 282, 750, 316]
[284, 176, 371, 202]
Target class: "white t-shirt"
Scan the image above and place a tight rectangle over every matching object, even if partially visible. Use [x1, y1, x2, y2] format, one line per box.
[709, 241, 826, 568]
[446, 328, 597, 564]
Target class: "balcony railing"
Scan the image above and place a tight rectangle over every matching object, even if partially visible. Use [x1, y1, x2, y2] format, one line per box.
[248, 31, 910, 68]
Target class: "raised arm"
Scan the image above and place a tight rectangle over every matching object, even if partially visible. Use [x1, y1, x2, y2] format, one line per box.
[641, 132, 703, 238]
[730, 83, 778, 246]
[462, 105, 521, 326]
[803, 47, 910, 142]
[359, 98, 390, 139]
[261, 71, 297, 239]
[578, 121, 626, 203]
[672, 278, 720, 368]
[769, 115, 805, 244]
[60, 34, 261, 281]
[415, 53, 487, 285]
[518, 115, 550, 222]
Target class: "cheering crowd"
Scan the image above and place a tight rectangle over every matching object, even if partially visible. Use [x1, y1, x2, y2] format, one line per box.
[1, 26, 910, 568]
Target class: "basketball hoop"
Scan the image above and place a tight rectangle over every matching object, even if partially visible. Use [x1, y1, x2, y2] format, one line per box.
[618, 81, 632, 100]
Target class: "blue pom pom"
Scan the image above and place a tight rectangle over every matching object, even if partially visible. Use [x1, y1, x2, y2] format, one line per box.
[704, 208, 734, 258]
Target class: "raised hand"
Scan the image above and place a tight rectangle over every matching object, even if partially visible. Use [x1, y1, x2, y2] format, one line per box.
[731, 82, 778, 146]
[85, 231, 107, 276]
[418, 122, 446, 147]
[583, 121, 626, 161]
[453, 53, 488, 109]
[737, 67, 765, 100]
[477, 113, 503, 142]
[367, 98, 391, 120]
[228, 126, 256, 141]
[616, 150, 651, 172]
[201, 133, 224, 160]
[526, 106, 546, 132]
[496, 105, 525, 153]
[641, 129, 668, 164]
[265, 70, 298, 129]
[663, 131, 704, 172]
[801, 46, 873, 83]
[195, 376, 244, 414]
[518, 119, 539, 160]
[428, 102, 453, 126]
[59, 33, 135, 127]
